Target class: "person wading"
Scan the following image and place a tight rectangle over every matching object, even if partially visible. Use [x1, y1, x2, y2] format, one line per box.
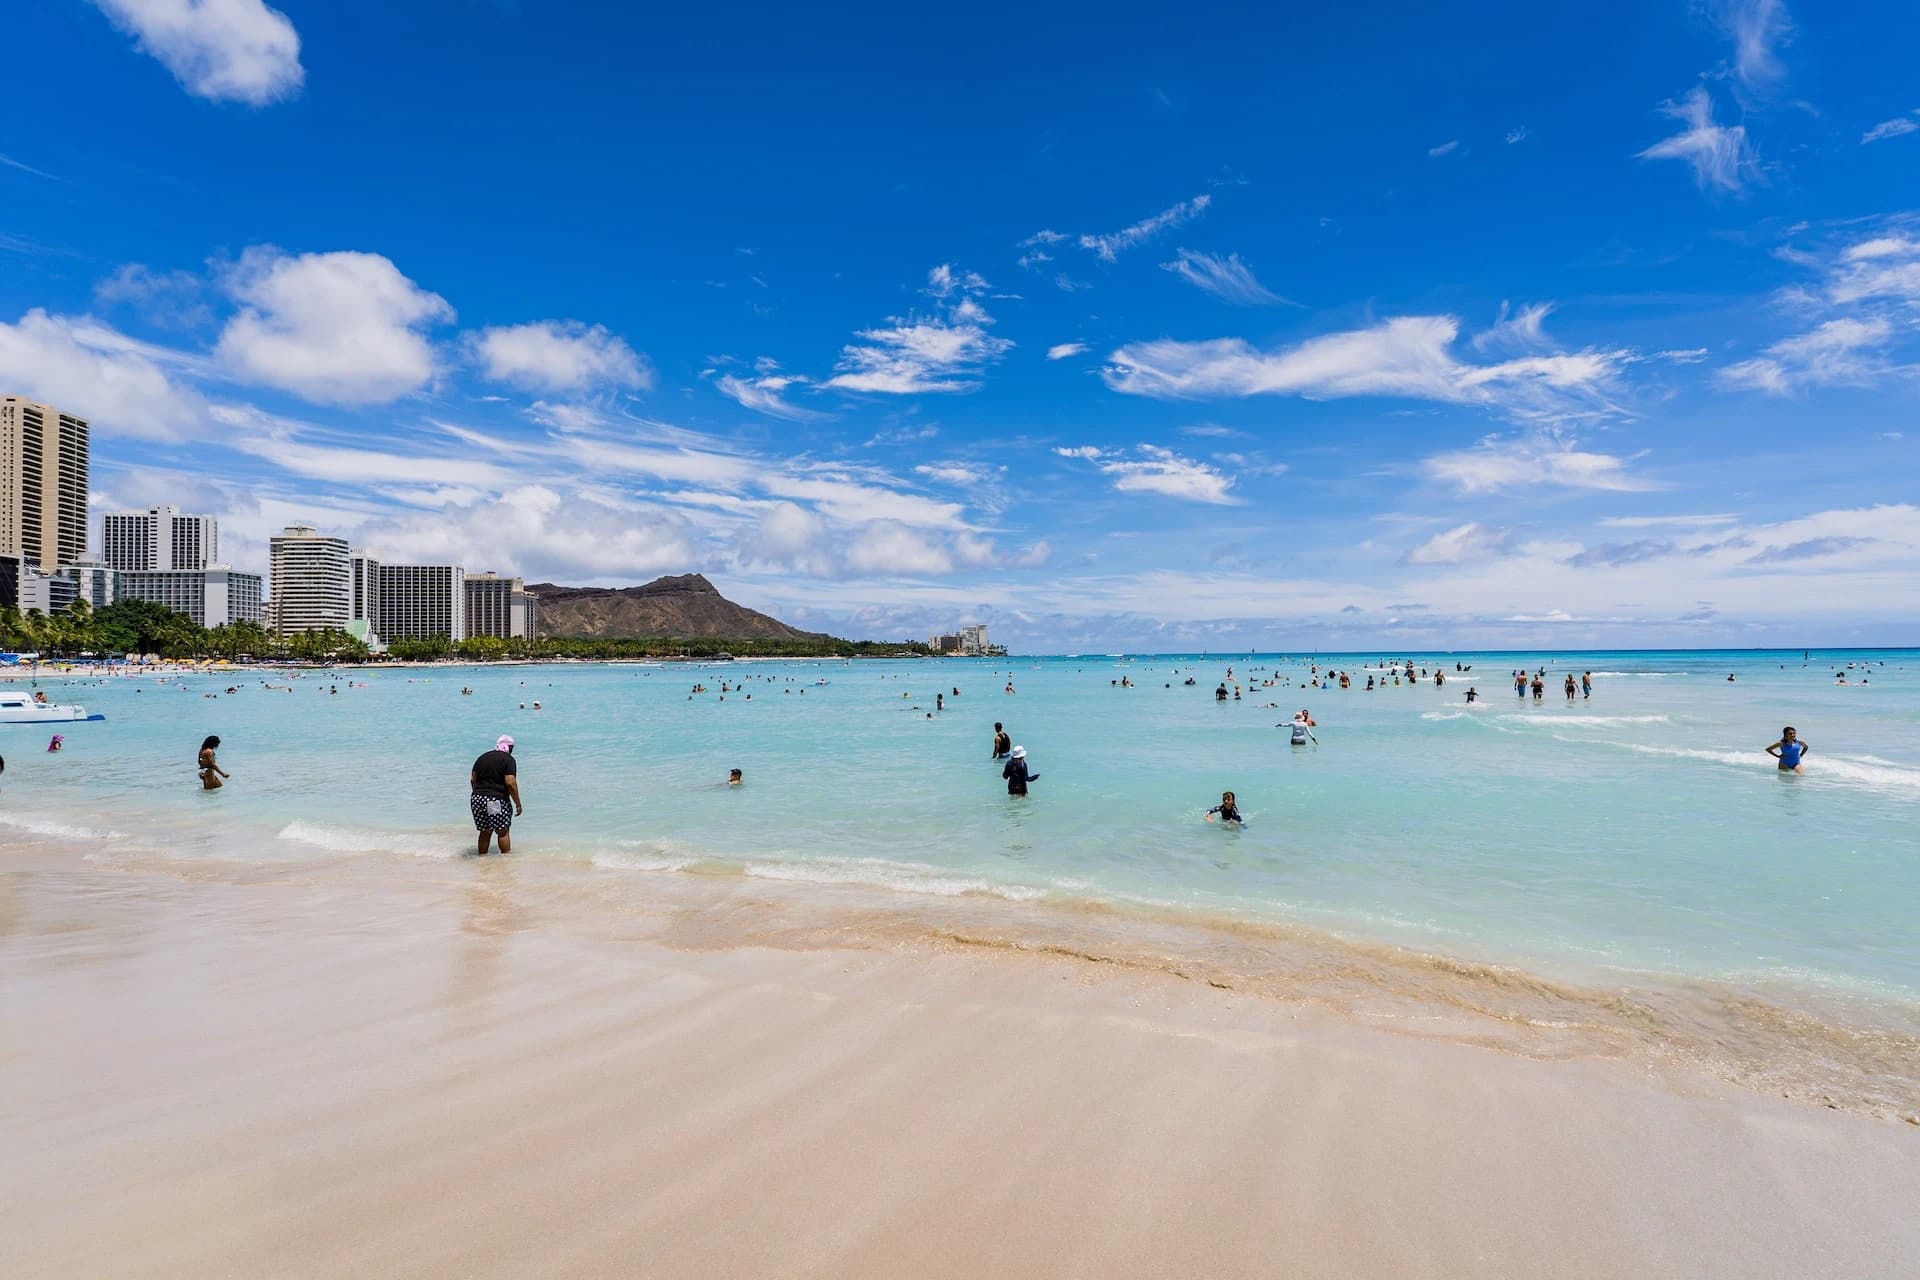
[470, 733, 523, 856]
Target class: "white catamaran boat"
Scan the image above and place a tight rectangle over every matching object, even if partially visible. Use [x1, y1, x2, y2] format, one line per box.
[0, 692, 105, 723]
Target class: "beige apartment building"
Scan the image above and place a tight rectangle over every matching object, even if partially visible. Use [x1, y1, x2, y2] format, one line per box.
[0, 396, 90, 569]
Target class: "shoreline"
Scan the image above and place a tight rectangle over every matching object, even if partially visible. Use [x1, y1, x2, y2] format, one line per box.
[27, 826, 1920, 1124]
[2, 843, 1915, 1279]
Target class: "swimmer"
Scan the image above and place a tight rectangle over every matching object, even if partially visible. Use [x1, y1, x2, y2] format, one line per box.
[197, 735, 229, 790]
[728, 768, 743, 787]
[1766, 726, 1809, 774]
[47, 734, 63, 752]
[1204, 791, 1244, 825]
[992, 722, 1011, 759]
[1465, 686, 1478, 703]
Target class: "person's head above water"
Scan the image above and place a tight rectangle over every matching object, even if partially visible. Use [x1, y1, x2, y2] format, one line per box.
[728, 767, 742, 784]
[200, 735, 220, 752]
[1221, 790, 1236, 806]
[1782, 726, 1797, 739]
[495, 733, 515, 754]
[1011, 745, 1026, 759]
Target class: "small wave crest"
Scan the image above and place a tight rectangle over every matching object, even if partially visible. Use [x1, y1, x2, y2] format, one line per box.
[0, 812, 126, 841]
[1500, 714, 1671, 726]
[276, 820, 450, 858]
[1621, 744, 1920, 795]
[743, 855, 1052, 902]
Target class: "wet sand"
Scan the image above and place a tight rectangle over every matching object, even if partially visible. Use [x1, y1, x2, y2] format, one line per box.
[1, 849, 1915, 1279]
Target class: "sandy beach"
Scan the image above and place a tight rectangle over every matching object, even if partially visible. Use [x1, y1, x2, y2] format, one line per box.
[2, 846, 1914, 1280]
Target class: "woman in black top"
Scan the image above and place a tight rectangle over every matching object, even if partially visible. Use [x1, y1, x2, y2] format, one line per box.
[1002, 745, 1038, 795]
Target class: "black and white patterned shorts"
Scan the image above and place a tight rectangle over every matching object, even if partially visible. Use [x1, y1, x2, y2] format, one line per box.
[470, 792, 513, 832]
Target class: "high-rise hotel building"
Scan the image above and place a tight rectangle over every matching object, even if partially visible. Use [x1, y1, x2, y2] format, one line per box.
[268, 525, 352, 634]
[101, 505, 218, 572]
[0, 397, 89, 569]
[464, 572, 539, 640]
[374, 563, 465, 642]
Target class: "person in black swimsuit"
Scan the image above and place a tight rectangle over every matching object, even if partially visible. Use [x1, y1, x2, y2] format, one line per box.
[1205, 791, 1243, 825]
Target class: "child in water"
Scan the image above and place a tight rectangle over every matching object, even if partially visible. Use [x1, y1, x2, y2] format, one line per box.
[728, 768, 743, 786]
[1766, 727, 1809, 774]
[1204, 791, 1244, 825]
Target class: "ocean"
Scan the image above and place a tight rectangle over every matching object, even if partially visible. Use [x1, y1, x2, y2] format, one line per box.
[4, 647, 1917, 1112]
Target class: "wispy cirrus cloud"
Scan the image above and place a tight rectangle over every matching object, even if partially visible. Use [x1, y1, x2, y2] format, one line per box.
[1103, 315, 1629, 421]
[1404, 521, 1512, 565]
[1716, 0, 1793, 93]
[1720, 317, 1896, 394]
[825, 264, 1012, 395]
[1076, 195, 1211, 262]
[1637, 88, 1758, 193]
[1427, 140, 1460, 158]
[1046, 342, 1088, 360]
[1160, 249, 1285, 305]
[713, 357, 830, 422]
[92, 0, 304, 106]
[1861, 117, 1919, 144]
[1423, 432, 1652, 494]
[1052, 444, 1239, 504]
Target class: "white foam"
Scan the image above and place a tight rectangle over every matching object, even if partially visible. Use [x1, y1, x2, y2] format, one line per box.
[1499, 714, 1671, 726]
[742, 855, 1051, 901]
[275, 820, 449, 857]
[1619, 744, 1920, 795]
[0, 813, 126, 841]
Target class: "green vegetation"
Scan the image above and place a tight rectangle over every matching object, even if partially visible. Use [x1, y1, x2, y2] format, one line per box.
[0, 599, 930, 663]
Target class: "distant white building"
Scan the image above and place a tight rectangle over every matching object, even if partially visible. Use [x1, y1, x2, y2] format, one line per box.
[68, 558, 116, 610]
[269, 526, 352, 634]
[116, 566, 263, 628]
[959, 624, 990, 656]
[101, 505, 218, 572]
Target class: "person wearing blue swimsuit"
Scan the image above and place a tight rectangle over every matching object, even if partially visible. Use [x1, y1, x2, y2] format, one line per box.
[1767, 726, 1809, 774]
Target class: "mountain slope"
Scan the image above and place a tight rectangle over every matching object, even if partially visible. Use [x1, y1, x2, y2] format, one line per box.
[524, 574, 827, 642]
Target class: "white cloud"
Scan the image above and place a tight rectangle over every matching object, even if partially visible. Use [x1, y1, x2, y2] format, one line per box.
[1637, 88, 1757, 193]
[214, 247, 453, 404]
[1053, 444, 1238, 505]
[1471, 301, 1553, 352]
[1078, 195, 1211, 262]
[1505, 126, 1530, 145]
[1861, 117, 1919, 144]
[1160, 249, 1283, 305]
[467, 320, 649, 394]
[93, 0, 304, 106]
[714, 365, 829, 421]
[826, 265, 1012, 394]
[1826, 233, 1920, 305]
[0, 309, 205, 438]
[1599, 513, 1739, 529]
[1719, 317, 1895, 394]
[1103, 315, 1628, 421]
[358, 485, 700, 584]
[1653, 347, 1711, 363]
[1047, 342, 1089, 360]
[93, 263, 211, 330]
[913, 462, 1002, 487]
[1428, 140, 1460, 158]
[1404, 522, 1512, 565]
[1718, 0, 1792, 92]
[1423, 433, 1651, 493]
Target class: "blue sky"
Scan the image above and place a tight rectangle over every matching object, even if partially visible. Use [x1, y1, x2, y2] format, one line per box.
[2, 0, 1918, 650]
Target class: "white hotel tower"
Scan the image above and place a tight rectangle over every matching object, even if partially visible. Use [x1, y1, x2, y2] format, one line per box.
[101, 505, 218, 571]
[268, 525, 352, 634]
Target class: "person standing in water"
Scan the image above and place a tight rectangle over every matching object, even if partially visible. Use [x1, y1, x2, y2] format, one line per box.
[991, 722, 1011, 759]
[1563, 674, 1577, 701]
[1002, 745, 1039, 795]
[197, 735, 229, 790]
[470, 733, 522, 855]
[1766, 727, 1810, 774]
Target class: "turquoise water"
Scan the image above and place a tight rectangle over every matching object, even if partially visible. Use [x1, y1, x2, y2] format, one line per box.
[3, 649, 1918, 1010]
